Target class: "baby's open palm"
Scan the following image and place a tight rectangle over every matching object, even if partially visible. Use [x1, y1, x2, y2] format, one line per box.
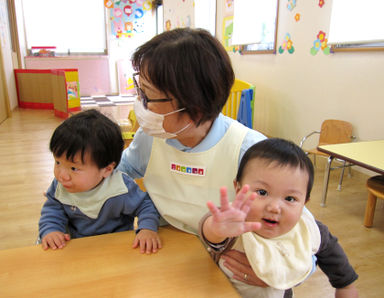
[206, 185, 261, 238]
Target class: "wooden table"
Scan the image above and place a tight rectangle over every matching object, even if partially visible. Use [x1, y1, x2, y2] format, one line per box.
[0, 226, 239, 297]
[318, 140, 384, 206]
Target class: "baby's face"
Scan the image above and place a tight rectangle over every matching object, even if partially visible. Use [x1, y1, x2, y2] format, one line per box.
[236, 159, 308, 239]
[53, 151, 109, 193]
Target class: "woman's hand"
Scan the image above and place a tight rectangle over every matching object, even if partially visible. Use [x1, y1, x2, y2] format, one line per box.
[221, 249, 268, 287]
[133, 229, 162, 254]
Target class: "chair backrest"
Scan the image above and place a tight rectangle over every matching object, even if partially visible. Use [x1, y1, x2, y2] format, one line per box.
[318, 119, 353, 146]
[222, 79, 255, 122]
[121, 109, 139, 140]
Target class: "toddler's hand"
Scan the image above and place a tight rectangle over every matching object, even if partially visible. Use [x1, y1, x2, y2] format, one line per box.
[133, 229, 162, 254]
[206, 185, 261, 239]
[41, 231, 71, 250]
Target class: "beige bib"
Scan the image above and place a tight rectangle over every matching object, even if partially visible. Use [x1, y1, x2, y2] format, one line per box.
[55, 170, 128, 219]
[144, 121, 248, 234]
[242, 208, 321, 289]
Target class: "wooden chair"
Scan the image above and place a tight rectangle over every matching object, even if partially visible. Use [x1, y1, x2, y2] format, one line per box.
[364, 175, 384, 227]
[222, 79, 255, 126]
[300, 119, 355, 191]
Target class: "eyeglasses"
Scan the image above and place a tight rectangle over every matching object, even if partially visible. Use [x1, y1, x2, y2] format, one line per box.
[132, 72, 172, 109]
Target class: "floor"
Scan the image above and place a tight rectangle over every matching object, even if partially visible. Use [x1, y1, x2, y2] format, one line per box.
[0, 108, 383, 298]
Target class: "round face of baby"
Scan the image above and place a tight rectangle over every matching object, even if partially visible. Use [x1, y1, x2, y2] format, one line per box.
[53, 151, 113, 193]
[235, 158, 309, 239]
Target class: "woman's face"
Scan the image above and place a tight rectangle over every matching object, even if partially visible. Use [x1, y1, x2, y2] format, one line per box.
[138, 75, 191, 134]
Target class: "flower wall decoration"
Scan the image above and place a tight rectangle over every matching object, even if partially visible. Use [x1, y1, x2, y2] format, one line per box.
[318, 0, 325, 8]
[287, 0, 296, 11]
[279, 33, 295, 54]
[310, 30, 330, 55]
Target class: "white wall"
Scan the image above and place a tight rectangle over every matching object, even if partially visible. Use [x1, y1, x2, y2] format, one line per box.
[217, 0, 384, 149]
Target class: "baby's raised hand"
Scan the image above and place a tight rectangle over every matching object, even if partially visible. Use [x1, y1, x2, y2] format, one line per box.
[133, 229, 162, 254]
[41, 231, 71, 250]
[206, 185, 261, 239]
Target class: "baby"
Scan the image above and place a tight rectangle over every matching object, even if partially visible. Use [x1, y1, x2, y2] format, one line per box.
[200, 138, 358, 297]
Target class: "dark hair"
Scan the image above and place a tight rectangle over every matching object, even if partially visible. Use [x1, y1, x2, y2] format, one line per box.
[132, 27, 234, 125]
[236, 138, 315, 201]
[50, 109, 124, 169]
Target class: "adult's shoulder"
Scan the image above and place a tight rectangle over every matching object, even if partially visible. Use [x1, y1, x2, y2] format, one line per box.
[221, 114, 266, 141]
[130, 127, 154, 148]
[242, 124, 267, 151]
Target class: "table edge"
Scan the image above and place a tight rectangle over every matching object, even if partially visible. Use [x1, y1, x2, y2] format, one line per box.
[317, 146, 384, 175]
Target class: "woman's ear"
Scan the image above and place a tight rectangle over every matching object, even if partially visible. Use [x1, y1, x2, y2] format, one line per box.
[102, 162, 116, 178]
[233, 179, 241, 194]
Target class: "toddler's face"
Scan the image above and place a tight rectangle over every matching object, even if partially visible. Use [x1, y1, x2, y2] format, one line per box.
[235, 159, 308, 239]
[53, 151, 110, 193]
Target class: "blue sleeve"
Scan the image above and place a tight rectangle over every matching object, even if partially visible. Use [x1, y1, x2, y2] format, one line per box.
[122, 175, 160, 232]
[117, 128, 153, 179]
[39, 180, 69, 238]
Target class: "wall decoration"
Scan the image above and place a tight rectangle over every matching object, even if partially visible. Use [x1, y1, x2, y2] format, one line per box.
[225, 0, 234, 16]
[222, 16, 234, 51]
[310, 30, 330, 55]
[287, 0, 296, 11]
[318, 0, 325, 8]
[105, 0, 114, 9]
[279, 33, 295, 54]
[107, 0, 152, 38]
[295, 13, 300, 22]
[117, 60, 136, 96]
[163, 0, 194, 31]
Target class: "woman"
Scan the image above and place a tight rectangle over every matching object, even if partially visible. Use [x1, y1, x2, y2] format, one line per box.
[118, 27, 266, 287]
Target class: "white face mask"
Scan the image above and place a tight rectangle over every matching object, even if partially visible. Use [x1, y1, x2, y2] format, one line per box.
[134, 99, 191, 139]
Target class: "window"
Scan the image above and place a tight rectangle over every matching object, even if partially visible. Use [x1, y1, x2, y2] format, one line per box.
[194, 0, 216, 36]
[328, 0, 384, 51]
[22, 0, 106, 55]
[231, 0, 279, 54]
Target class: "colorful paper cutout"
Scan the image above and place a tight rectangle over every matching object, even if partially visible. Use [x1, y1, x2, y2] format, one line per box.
[287, 0, 296, 11]
[124, 5, 133, 17]
[295, 13, 300, 22]
[109, 0, 151, 38]
[134, 8, 144, 18]
[310, 30, 330, 55]
[104, 0, 114, 8]
[114, 8, 123, 18]
[143, 1, 152, 11]
[279, 33, 295, 54]
[318, 0, 325, 8]
[165, 20, 172, 31]
[225, 0, 234, 14]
